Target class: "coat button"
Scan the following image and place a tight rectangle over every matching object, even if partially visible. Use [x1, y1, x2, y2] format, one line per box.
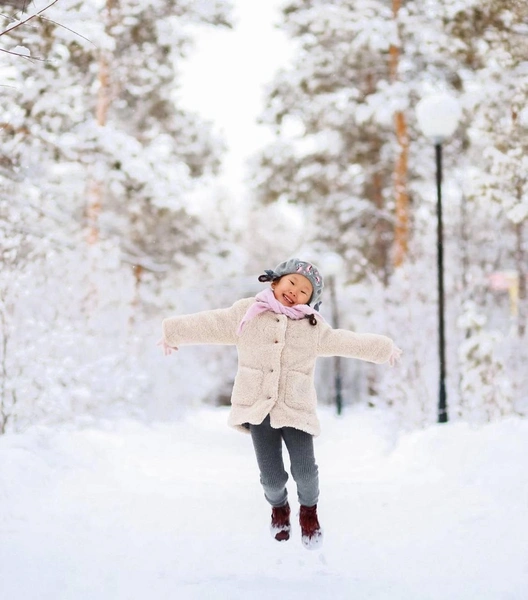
[267, 396, 272, 400]
[274, 340, 279, 344]
[270, 369, 274, 373]
[276, 318, 280, 322]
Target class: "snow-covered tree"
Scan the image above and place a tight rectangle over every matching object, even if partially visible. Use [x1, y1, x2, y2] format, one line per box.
[456, 302, 514, 422]
[253, 0, 397, 282]
[0, 0, 235, 431]
[453, 0, 528, 338]
[1, 0, 232, 266]
[250, 0, 527, 424]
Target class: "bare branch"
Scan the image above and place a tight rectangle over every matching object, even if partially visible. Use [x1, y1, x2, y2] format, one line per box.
[0, 45, 45, 60]
[0, 0, 59, 37]
[39, 15, 97, 48]
[0, 1, 32, 11]
[1, 1, 96, 56]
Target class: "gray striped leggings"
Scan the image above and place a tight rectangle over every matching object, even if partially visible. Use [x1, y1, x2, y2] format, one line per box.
[249, 414, 319, 508]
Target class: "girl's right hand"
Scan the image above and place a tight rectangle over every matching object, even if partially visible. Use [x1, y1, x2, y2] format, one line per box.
[157, 339, 179, 356]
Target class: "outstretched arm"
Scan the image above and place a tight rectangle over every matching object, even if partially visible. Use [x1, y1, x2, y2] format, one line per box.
[162, 298, 249, 349]
[317, 324, 396, 364]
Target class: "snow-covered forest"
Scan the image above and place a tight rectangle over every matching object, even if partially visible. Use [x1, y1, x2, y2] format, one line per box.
[1, 0, 526, 432]
[1, 2, 528, 597]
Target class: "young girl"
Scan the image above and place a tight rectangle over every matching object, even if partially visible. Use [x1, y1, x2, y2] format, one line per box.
[160, 258, 401, 550]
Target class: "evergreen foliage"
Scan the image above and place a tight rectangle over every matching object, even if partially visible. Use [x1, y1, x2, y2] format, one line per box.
[0, 0, 526, 430]
[0, 0, 235, 430]
[252, 0, 528, 423]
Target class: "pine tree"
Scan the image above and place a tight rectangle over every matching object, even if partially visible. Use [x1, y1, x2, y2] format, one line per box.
[450, 0, 528, 337]
[253, 0, 397, 283]
[0, 0, 234, 430]
[251, 0, 528, 423]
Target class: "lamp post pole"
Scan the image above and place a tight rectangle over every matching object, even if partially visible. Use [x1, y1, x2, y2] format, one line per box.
[435, 142, 448, 423]
[416, 93, 461, 424]
[328, 274, 343, 416]
[320, 252, 344, 416]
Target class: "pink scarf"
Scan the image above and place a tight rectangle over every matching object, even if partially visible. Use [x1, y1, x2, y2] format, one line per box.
[237, 288, 323, 335]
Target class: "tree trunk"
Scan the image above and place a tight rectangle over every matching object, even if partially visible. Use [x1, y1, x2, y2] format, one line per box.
[390, 0, 410, 268]
[365, 72, 390, 283]
[86, 2, 114, 245]
[129, 264, 143, 329]
[515, 221, 526, 337]
[84, 2, 115, 316]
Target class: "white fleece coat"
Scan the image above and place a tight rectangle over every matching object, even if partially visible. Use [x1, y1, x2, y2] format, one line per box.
[162, 298, 395, 436]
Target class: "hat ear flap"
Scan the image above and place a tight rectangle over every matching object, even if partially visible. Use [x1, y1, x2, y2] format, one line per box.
[258, 269, 278, 283]
[313, 301, 322, 311]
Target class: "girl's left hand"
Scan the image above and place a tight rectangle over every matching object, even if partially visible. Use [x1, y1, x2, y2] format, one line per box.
[157, 339, 178, 356]
[389, 345, 402, 367]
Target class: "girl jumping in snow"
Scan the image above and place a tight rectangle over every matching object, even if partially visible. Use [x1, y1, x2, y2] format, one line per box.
[160, 258, 401, 549]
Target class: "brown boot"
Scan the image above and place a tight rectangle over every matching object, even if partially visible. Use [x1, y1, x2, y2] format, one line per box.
[270, 502, 291, 542]
[299, 504, 323, 549]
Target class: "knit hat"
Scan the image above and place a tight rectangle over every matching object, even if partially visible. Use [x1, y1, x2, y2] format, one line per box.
[258, 258, 324, 310]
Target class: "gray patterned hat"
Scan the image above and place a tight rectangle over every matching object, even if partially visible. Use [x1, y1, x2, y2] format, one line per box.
[258, 258, 324, 310]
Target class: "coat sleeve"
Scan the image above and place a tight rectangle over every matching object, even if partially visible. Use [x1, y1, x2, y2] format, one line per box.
[316, 323, 394, 364]
[162, 298, 249, 347]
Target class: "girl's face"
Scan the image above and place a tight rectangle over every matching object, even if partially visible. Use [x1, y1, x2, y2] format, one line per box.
[272, 274, 313, 307]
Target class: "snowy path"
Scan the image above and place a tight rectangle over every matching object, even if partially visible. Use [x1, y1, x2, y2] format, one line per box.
[1, 407, 527, 600]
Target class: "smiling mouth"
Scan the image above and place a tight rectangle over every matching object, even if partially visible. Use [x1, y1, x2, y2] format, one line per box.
[283, 294, 294, 305]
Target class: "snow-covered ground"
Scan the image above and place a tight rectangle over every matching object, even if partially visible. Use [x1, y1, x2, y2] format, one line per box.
[1, 406, 527, 600]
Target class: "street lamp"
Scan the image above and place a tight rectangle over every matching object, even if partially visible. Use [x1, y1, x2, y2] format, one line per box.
[320, 252, 344, 415]
[416, 93, 461, 424]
